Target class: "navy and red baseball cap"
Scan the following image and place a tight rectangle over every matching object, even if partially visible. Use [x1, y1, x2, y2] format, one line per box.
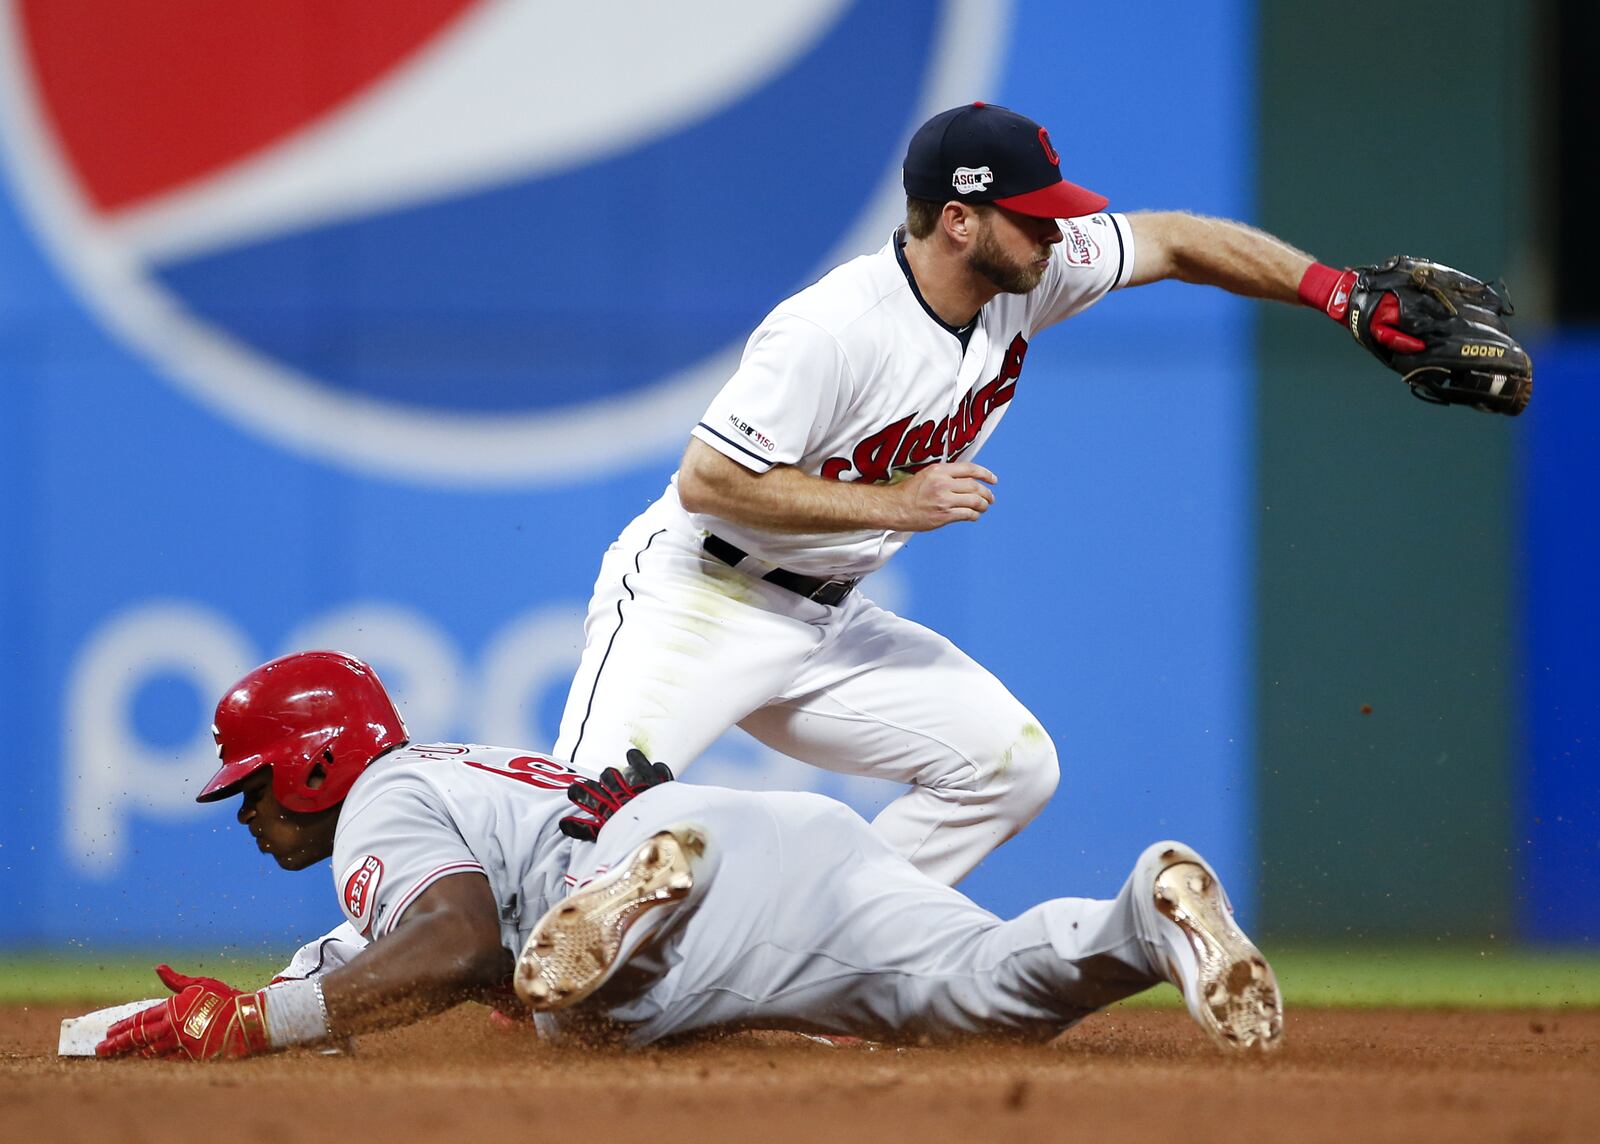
[902, 102, 1108, 219]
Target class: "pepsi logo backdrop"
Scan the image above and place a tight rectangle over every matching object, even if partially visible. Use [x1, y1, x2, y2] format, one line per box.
[2, 0, 1005, 483]
[0, 0, 1259, 946]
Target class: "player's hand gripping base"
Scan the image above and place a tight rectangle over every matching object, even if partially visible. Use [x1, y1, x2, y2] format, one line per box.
[96, 964, 272, 1060]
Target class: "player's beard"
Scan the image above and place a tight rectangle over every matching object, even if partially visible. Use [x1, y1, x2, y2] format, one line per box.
[969, 224, 1049, 294]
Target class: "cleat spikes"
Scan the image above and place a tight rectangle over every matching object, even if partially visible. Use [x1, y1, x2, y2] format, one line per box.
[1152, 858, 1284, 1055]
[514, 829, 699, 1012]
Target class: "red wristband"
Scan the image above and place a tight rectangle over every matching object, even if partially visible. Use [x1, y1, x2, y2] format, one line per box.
[1297, 261, 1355, 320]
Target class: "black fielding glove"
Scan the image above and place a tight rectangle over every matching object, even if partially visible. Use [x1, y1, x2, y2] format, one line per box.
[558, 749, 675, 842]
[1303, 255, 1532, 416]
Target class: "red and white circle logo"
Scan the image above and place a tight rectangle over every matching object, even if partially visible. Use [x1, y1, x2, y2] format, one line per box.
[340, 854, 384, 930]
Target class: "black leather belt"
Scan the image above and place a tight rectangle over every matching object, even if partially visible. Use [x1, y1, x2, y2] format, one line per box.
[702, 534, 858, 606]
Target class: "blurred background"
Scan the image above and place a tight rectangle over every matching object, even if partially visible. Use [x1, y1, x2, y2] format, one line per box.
[0, 0, 1593, 967]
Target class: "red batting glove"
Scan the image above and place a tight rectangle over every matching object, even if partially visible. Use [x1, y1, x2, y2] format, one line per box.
[152, 962, 246, 997]
[1298, 261, 1426, 353]
[96, 964, 272, 1061]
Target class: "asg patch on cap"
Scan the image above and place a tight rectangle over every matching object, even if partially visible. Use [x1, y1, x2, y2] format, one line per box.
[952, 166, 994, 194]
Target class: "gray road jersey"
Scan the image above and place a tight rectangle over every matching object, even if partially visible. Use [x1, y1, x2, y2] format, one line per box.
[330, 743, 585, 954]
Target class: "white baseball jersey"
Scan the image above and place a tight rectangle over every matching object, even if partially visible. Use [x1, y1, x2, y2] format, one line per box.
[330, 743, 585, 953]
[685, 215, 1135, 577]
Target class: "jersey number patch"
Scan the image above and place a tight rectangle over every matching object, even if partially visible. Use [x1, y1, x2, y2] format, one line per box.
[405, 743, 584, 791]
[460, 754, 582, 791]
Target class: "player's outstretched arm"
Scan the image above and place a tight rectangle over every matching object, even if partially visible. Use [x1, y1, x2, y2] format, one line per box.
[1125, 212, 1532, 415]
[1124, 210, 1314, 300]
[317, 870, 512, 1036]
[96, 872, 509, 1060]
[678, 438, 994, 533]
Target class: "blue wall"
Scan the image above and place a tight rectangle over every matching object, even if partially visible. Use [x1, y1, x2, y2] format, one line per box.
[0, 0, 1257, 950]
[1520, 336, 1600, 943]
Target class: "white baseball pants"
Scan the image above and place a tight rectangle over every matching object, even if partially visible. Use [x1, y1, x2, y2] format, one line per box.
[562, 782, 1174, 1045]
[554, 498, 1059, 885]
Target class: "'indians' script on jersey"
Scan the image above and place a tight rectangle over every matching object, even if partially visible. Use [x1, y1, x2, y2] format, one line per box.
[821, 334, 1028, 482]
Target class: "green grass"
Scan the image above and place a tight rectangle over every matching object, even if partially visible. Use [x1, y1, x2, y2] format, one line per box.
[4, 945, 1598, 1009]
[0, 953, 290, 1005]
[1118, 945, 1600, 1009]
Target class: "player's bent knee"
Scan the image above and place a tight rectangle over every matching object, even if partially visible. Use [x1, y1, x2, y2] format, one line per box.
[993, 726, 1059, 825]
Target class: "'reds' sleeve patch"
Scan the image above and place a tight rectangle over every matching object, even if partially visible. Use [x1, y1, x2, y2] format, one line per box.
[339, 854, 384, 933]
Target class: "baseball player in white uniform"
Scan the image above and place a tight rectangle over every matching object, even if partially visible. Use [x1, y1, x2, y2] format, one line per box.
[553, 101, 1398, 884]
[94, 652, 1282, 1059]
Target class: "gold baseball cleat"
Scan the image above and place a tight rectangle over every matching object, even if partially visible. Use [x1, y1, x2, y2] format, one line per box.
[1152, 852, 1284, 1053]
[515, 828, 701, 1011]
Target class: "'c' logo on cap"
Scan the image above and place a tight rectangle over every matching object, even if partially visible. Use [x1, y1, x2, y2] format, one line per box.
[1038, 127, 1060, 167]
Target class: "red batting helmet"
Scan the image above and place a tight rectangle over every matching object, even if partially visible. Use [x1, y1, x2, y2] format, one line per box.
[197, 651, 408, 813]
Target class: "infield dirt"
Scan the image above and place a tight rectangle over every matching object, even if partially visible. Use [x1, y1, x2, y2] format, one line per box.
[3, 1004, 1596, 1143]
